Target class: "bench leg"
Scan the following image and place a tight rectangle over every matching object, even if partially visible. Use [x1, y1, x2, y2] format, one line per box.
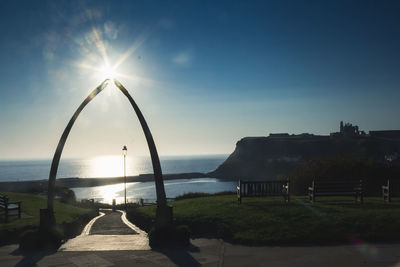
[355, 193, 363, 204]
[309, 193, 314, 203]
[238, 195, 241, 205]
[18, 205, 21, 218]
[5, 208, 8, 223]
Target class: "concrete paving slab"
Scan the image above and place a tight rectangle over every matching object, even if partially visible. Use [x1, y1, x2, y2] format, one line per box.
[222, 243, 400, 267]
[2, 240, 400, 267]
[59, 235, 150, 251]
[68, 254, 115, 267]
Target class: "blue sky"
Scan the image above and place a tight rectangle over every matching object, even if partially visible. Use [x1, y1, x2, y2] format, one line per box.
[0, 0, 400, 159]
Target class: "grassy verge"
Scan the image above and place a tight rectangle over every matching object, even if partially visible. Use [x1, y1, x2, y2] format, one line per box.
[129, 195, 400, 245]
[0, 192, 95, 245]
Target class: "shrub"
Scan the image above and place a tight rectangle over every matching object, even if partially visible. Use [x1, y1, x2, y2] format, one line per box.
[19, 229, 63, 251]
[0, 225, 36, 246]
[55, 186, 76, 204]
[148, 224, 191, 247]
[59, 209, 98, 238]
[126, 207, 153, 232]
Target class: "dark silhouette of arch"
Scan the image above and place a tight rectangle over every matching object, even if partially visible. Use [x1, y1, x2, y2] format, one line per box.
[45, 79, 170, 228]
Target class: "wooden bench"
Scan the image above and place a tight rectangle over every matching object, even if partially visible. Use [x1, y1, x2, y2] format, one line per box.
[237, 180, 290, 204]
[308, 180, 363, 203]
[382, 179, 400, 202]
[0, 194, 21, 223]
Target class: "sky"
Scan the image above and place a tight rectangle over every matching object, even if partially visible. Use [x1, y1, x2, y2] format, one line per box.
[0, 0, 400, 160]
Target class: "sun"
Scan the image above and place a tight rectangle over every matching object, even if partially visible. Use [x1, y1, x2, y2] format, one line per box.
[99, 64, 117, 79]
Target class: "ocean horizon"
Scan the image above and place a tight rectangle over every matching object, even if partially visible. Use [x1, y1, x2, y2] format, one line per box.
[0, 154, 228, 183]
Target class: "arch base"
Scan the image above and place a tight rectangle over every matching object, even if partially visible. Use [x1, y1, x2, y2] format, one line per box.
[156, 205, 173, 227]
[39, 208, 56, 233]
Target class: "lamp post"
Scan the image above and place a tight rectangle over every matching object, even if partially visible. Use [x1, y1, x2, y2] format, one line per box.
[123, 145, 127, 208]
[115, 80, 171, 227]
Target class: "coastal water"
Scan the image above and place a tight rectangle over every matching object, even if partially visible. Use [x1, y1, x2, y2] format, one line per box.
[0, 155, 232, 204]
[0, 155, 228, 182]
[72, 178, 237, 204]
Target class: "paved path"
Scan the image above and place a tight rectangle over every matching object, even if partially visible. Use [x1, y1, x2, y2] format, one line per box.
[59, 209, 150, 251]
[1, 240, 400, 266]
[89, 210, 136, 235]
[1, 210, 400, 266]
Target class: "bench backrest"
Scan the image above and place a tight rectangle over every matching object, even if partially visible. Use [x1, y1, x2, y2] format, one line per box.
[313, 180, 362, 193]
[239, 180, 289, 197]
[0, 195, 8, 207]
[387, 180, 400, 195]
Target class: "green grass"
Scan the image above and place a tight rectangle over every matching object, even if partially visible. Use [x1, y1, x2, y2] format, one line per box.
[133, 195, 400, 245]
[0, 192, 91, 231]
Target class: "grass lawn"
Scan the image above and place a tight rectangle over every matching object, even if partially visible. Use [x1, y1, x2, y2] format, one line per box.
[133, 195, 400, 245]
[0, 192, 91, 231]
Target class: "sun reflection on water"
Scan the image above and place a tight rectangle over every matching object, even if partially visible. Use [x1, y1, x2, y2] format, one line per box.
[83, 182, 140, 204]
[84, 155, 142, 204]
[96, 183, 124, 204]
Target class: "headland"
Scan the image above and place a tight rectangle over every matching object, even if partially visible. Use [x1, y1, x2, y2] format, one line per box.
[0, 172, 210, 192]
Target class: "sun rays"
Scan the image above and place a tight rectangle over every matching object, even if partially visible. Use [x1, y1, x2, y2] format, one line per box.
[112, 32, 149, 71]
[74, 21, 154, 86]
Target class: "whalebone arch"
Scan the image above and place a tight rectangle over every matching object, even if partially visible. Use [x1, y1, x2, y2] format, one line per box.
[46, 79, 167, 223]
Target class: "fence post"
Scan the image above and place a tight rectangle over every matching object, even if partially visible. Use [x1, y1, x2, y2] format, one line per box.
[237, 180, 242, 204]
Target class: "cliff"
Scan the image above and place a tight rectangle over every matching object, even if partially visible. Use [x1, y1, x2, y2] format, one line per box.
[209, 134, 400, 180]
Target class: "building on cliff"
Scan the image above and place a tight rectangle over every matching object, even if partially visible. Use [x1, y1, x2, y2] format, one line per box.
[269, 133, 289, 138]
[330, 121, 366, 137]
[267, 122, 400, 141]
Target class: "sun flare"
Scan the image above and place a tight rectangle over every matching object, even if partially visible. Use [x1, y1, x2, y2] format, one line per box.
[99, 64, 117, 79]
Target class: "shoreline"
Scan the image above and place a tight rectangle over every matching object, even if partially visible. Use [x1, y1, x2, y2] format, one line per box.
[0, 172, 235, 192]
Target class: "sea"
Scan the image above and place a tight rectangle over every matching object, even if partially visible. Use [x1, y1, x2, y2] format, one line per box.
[0, 155, 236, 204]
